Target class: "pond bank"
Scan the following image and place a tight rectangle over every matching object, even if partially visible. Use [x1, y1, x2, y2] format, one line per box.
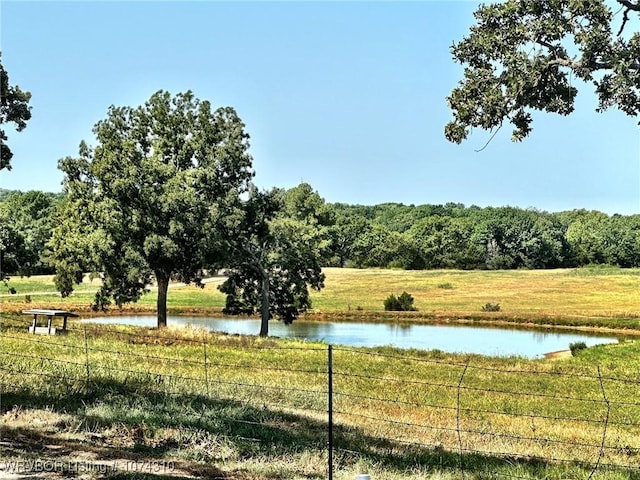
[81, 314, 622, 358]
[3, 300, 640, 337]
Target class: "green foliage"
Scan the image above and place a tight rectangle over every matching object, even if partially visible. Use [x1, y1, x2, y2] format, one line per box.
[384, 291, 417, 311]
[5, 181, 640, 278]
[407, 215, 484, 269]
[480, 208, 570, 270]
[437, 282, 454, 289]
[326, 213, 371, 267]
[49, 90, 254, 327]
[571, 264, 640, 276]
[481, 302, 501, 312]
[352, 224, 423, 269]
[446, 1, 640, 143]
[569, 341, 588, 356]
[0, 221, 26, 281]
[0, 52, 32, 170]
[218, 188, 326, 336]
[276, 182, 335, 266]
[0, 188, 13, 201]
[566, 212, 640, 268]
[0, 190, 62, 277]
[278, 182, 334, 227]
[334, 203, 588, 270]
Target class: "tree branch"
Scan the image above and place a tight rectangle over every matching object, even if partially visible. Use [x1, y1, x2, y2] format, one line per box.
[535, 38, 564, 56]
[475, 123, 503, 152]
[615, 0, 640, 36]
[616, 0, 640, 12]
[617, 7, 631, 36]
[544, 57, 640, 71]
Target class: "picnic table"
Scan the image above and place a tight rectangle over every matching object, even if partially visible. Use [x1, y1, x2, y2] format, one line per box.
[22, 309, 78, 335]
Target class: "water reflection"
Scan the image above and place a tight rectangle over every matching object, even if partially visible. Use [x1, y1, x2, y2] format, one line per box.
[83, 316, 621, 358]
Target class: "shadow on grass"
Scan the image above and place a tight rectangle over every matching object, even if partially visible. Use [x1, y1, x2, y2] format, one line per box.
[1, 376, 638, 480]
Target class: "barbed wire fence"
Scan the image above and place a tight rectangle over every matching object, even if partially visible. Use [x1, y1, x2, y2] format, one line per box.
[0, 316, 638, 479]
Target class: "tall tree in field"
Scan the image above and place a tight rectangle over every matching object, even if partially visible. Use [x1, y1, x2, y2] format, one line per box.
[49, 90, 253, 327]
[445, 1, 640, 144]
[0, 52, 32, 170]
[219, 187, 325, 337]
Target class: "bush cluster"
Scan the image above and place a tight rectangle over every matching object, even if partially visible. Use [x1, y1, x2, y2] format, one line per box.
[481, 302, 501, 312]
[569, 341, 588, 356]
[384, 291, 417, 311]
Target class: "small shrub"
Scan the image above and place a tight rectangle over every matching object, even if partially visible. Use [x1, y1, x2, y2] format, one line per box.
[430, 349, 445, 359]
[384, 291, 417, 311]
[384, 294, 401, 311]
[437, 282, 454, 290]
[24, 295, 31, 303]
[481, 302, 501, 312]
[569, 341, 588, 356]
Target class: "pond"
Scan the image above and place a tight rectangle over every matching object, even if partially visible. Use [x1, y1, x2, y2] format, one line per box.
[83, 315, 622, 358]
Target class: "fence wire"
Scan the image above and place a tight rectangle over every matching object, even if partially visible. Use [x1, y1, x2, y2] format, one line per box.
[0, 319, 638, 480]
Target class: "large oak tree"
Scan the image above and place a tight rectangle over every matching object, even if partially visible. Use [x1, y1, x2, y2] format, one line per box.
[50, 90, 253, 327]
[445, 0, 640, 144]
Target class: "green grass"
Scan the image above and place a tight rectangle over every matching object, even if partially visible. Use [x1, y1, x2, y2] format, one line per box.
[3, 268, 640, 338]
[2, 273, 100, 294]
[3, 267, 640, 323]
[0, 318, 639, 479]
[1, 267, 639, 478]
[139, 281, 227, 309]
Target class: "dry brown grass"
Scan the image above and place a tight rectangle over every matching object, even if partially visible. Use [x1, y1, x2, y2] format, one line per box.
[309, 267, 640, 324]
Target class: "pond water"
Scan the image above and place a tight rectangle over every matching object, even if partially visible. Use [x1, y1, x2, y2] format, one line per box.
[83, 315, 622, 358]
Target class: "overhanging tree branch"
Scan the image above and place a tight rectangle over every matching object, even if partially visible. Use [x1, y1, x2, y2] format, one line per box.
[617, 7, 631, 36]
[475, 123, 503, 152]
[446, 0, 640, 144]
[615, 0, 640, 13]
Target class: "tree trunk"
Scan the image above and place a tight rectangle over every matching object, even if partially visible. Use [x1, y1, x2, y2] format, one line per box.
[259, 273, 270, 337]
[156, 272, 169, 328]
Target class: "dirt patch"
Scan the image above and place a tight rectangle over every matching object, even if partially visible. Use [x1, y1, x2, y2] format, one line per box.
[543, 349, 572, 359]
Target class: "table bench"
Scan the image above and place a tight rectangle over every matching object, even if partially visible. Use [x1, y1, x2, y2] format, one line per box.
[22, 309, 79, 335]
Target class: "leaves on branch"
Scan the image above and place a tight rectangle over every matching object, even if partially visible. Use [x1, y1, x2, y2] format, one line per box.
[445, 0, 640, 145]
[49, 90, 254, 326]
[219, 187, 326, 329]
[0, 52, 32, 170]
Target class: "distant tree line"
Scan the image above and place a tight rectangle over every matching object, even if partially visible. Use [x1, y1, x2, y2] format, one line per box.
[326, 203, 640, 270]
[2, 184, 639, 277]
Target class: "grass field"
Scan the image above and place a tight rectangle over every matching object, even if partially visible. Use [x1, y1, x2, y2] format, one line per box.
[0, 320, 639, 480]
[0, 267, 639, 479]
[2, 266, 640, 330]
[311, 266, 640, 325]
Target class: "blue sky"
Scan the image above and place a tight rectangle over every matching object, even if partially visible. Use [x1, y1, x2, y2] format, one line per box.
[1, 1, 639, 215]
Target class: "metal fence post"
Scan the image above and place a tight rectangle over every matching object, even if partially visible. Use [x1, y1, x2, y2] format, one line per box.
[328, 344, 333, 480]
[83, 326, 90, 387]
[203, 333, 210, 397]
